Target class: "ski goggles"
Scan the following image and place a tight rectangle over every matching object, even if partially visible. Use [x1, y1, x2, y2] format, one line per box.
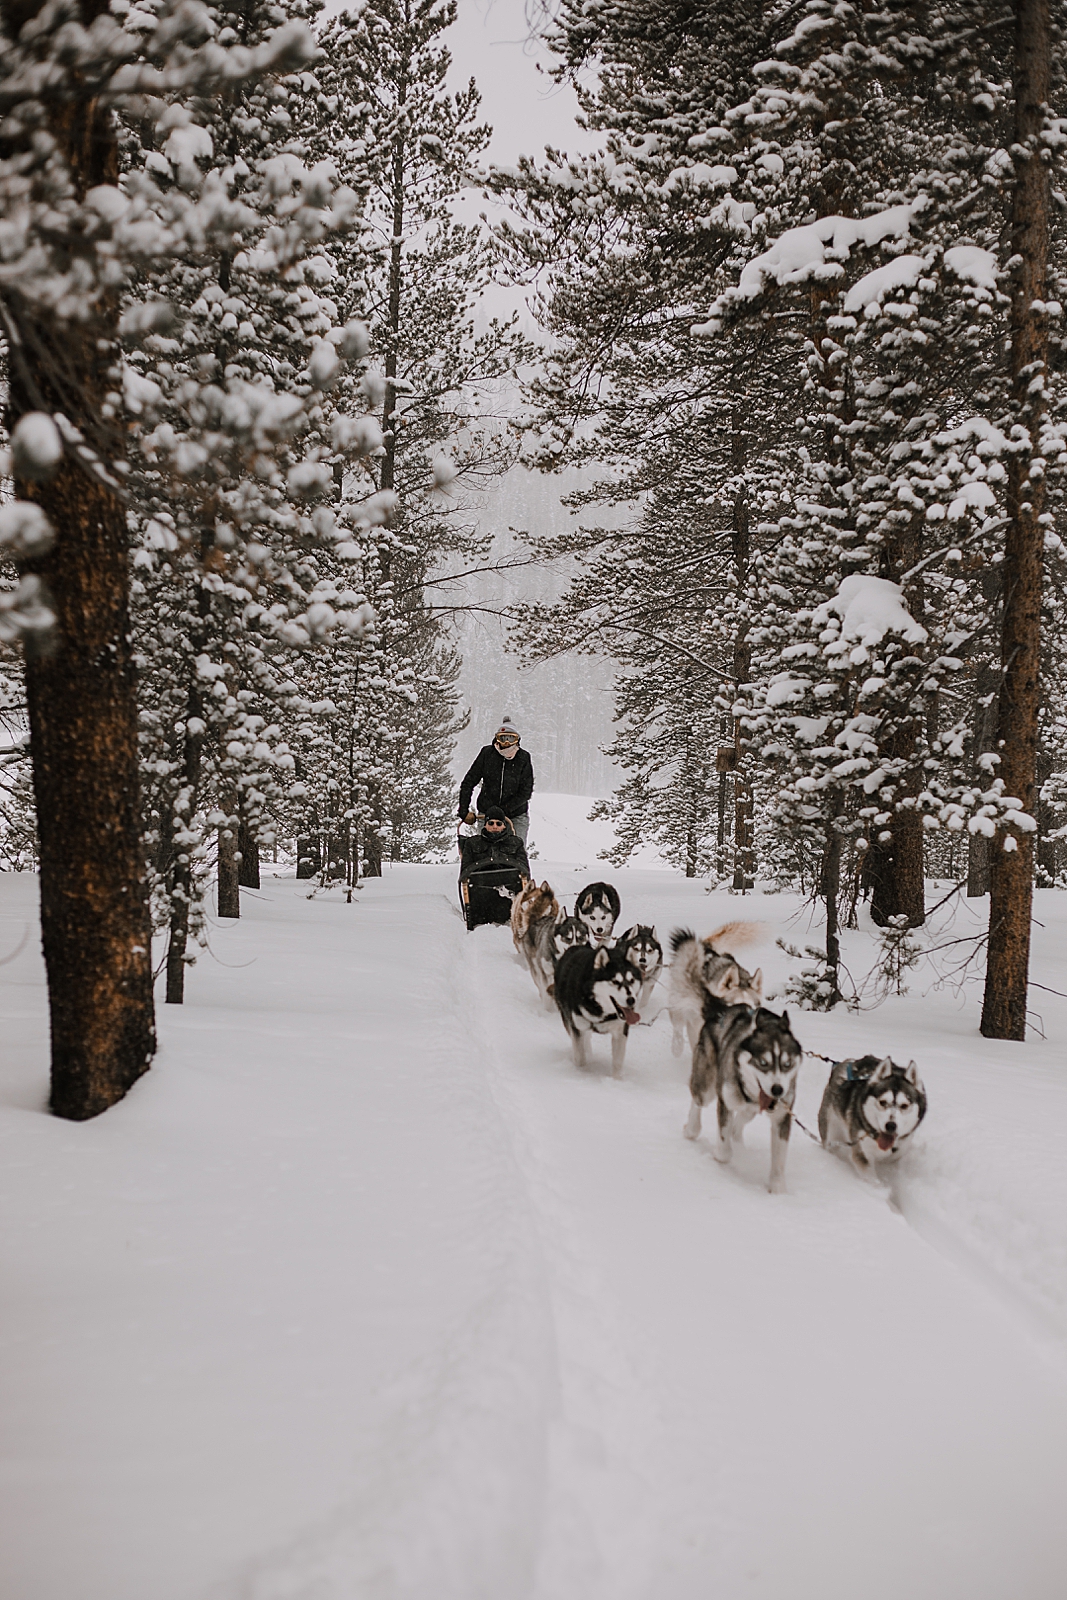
[494, 732, 519, 748]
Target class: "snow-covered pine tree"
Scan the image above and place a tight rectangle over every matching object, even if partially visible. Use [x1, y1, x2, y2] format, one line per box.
[285, 0, 529, 870]
[0, 0, 384, 1105]
[489, 0, 811, 883]
[709, 0, 1067, 1027]
[120, 0, 386, 997]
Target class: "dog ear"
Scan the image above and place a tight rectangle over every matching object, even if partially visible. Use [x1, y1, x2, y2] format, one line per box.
[872, 1057, 893, 1081]
[751, 968, 763, 1000]
[593, 944, 610, 969]
[904, 1059, 920, 1085]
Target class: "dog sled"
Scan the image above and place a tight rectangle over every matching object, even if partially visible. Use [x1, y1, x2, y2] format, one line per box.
[457, 822, 529, 931]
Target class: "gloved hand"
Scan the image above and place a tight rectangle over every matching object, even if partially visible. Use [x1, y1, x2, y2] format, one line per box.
[464, 811, 476, 825]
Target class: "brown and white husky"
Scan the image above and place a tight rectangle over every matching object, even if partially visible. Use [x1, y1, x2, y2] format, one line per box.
[667, 925, 763, 1057]
[511, 879, 558, 956]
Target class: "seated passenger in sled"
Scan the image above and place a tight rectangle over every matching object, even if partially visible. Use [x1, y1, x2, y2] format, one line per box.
[458, 806, 530, 930]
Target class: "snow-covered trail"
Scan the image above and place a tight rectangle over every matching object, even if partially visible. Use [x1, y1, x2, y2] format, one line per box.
[462, 868, 1067, 1600]
[2, 854, 1067, 1599]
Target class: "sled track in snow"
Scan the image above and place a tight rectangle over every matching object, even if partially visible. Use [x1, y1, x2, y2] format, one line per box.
[450, 906, 1067, 1600]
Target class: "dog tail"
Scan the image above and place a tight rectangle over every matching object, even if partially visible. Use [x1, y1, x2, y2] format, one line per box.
[705, 920, 764, 952]
[669, 926, 697, 954]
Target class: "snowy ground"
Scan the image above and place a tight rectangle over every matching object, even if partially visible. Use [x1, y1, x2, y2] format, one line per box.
[2, 797, 1067, 1599]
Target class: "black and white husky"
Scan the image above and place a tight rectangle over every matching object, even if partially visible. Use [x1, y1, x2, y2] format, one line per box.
[615, 925, 663, 1012]
[554, 941, 642, 1077]
[528, 908, 590, 1006]
[819, 1056, 927, 1177]
[684, 1000, 802, 1193]
[574, 881, 622, 945]
[668, 925, 763, 1056]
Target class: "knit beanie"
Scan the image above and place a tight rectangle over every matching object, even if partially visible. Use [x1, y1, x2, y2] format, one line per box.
[494, 716, 520, 741]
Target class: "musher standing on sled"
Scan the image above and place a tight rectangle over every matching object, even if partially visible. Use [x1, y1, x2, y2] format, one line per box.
[458, 718, 534, 846]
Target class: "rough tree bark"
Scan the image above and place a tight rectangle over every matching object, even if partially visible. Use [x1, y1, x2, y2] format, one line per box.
[730, 422, 754, 891]
[165, 684, 205, 1004]
[981, 0, 1049, 1040]
[3, 0, 155, 1116]
[217, 794, 240, 918]
[237, 815, 260, 889]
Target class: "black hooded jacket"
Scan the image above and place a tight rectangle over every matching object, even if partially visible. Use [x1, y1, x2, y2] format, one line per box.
[458, 744, 534, 820]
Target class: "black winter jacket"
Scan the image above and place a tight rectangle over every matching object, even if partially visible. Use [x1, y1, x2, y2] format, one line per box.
[458, 744, 534, 820]
[459, 829, 530, 880]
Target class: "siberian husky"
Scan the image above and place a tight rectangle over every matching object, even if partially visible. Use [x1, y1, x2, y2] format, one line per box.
[554, 941, 642, 1077]
[574, 881, 622, 945]
[528, 908, 590, 1006]
[512, 879, 558, 955]
[668, 925, 763, 1057]
[615, 925, 663, 1013]
[819, 1056, 927, 1177]
[684, 1001, 802, 1194]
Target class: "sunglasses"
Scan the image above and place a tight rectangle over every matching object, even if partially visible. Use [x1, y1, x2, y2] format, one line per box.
[485, 820, 506, 829]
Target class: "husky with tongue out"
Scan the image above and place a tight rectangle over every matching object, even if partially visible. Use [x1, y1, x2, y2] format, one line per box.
[818, 1055, 927, 1177]
[684, 999, 802, 1193]
[554, 941, 643, 1078]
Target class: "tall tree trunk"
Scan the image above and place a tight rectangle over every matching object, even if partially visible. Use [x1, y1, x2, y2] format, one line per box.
[237, 814, 260, 889]
[982, 0, 1049, 1040]
[821, 813, 844, 1008]
[363, 822, 383, 878]
[868, 745, 926, 927]
[967, 661, 999, 897]
[165, 683, 205, 1005]
[4, 0, 155, 1117]
[730, 428, 754, 891]
[217, 794, 240, 918]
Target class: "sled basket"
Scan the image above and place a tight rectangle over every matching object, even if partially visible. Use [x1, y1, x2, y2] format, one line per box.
[458, 864, 527, 930]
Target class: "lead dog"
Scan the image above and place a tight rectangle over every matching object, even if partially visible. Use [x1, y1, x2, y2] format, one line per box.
[684, 1000, 802, 1193]
[615, 925, 663, 1013]
[668, 925, 763, 1056]
[554, 941, 642, 1077]
[574, 881, 622, 945]
[819, 1056, 927, 1177]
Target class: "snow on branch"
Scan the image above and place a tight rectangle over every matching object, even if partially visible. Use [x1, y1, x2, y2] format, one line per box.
[813, 575, 928, 653]
[694, 201, 926, 333]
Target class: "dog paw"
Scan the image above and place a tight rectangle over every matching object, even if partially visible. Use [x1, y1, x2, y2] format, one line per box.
[767, 1178, 787, 1195]
[711, 1144, 731, 1164]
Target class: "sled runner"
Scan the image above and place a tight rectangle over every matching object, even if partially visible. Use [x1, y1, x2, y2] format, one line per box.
[457, 822, 529, 931]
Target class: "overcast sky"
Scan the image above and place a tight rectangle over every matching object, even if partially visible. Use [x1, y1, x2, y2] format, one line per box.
[447, 0, 587, 167]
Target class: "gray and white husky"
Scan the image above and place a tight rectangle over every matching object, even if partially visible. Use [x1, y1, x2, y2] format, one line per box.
[668, 925, 763, 1057]
[614, 925, 663, 1012]
[554, 941, 642, 1077]
[684, 1001, 802, 1194]
[819, 1055, 927, 1177]
[528, 908, 590, 1006]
